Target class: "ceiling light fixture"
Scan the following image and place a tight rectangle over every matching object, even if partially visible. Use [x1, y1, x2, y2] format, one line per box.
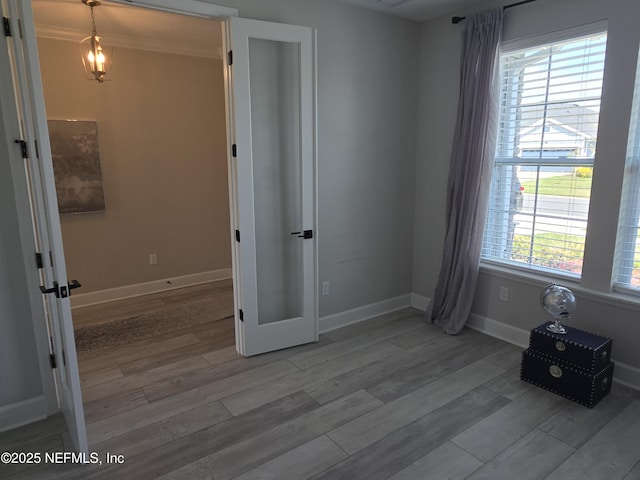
[79, 0, 111, 83]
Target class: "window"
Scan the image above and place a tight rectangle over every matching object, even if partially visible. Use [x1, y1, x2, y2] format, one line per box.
[482, 31, 608, 277]
[614, 52, 640, 293]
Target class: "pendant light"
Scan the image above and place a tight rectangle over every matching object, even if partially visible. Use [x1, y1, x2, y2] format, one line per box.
[79, 0, 111, 82]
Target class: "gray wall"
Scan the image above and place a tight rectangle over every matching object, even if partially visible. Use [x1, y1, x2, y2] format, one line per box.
[214, 0, 420, 317]
[413, 0, 640, 374]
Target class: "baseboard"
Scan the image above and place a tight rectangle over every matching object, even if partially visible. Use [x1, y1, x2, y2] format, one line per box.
[467, 313, 640, 391]
[319, 294, 412, 333]
[467, 313, 531, 348]
[410, 293, 430, 312]
[71, 269, 232, 309]
[0, 396, 48, 433]
[608, 361, 640, 391]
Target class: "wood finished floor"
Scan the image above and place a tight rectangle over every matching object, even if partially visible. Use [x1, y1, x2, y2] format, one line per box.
[2, 281, 640, 479]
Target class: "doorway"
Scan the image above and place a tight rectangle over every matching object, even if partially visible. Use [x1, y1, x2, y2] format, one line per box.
[31, 0, 238, 406]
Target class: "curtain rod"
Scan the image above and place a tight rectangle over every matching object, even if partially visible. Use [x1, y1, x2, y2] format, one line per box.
[451, 0, 537, 24]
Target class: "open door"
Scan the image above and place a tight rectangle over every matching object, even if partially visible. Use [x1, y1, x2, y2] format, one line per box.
[2, 0, 88, 452]
[228, 17, 318, 356]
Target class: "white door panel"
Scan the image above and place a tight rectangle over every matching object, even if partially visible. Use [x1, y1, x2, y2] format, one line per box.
[228, 18, 317, 356]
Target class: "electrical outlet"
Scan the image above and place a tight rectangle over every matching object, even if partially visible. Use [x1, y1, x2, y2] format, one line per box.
[499, 286, 509, 302]
[149, 253, 158, 265]
[322, 282, 330, 296]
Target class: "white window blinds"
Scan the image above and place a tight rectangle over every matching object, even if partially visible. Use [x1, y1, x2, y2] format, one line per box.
[482, 32, 607, 277]
[614, 51, 640, 293]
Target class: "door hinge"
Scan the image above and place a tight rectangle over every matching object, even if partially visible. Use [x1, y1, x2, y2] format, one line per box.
[3, 17, 11, 37]
[228, 50, 233, 65]
[15, 139, 27, 158]
[35, 252, 43, 269]
[49, 353, 57, 369]
[239, 309, 244, 321]
[232, 144, 237, 158]
[235, 229, 240, 242]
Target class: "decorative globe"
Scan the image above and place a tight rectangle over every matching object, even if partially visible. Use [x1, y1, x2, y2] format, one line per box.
[540, 284, 576, 334]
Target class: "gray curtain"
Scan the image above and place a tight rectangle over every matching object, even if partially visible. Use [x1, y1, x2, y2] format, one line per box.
[429, 8, 503, 335]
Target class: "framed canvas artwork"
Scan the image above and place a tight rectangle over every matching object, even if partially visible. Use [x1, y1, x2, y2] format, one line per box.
[47, 119, 106, 214]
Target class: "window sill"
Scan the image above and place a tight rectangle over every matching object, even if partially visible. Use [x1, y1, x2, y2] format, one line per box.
[479, 262, 640, 312]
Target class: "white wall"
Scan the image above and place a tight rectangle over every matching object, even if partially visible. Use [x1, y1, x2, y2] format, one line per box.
[413, 0, 640, 385]
[214, 0, 420, 317]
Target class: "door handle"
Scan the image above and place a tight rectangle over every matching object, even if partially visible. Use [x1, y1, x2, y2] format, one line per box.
[40, 281, 60, 297]
[39, 280, 82, 299]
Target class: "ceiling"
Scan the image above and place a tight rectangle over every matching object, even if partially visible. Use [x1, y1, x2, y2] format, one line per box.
[31, 0, 488, 57]
[333, 0, 490, 22]
[31, 0, 223, 59]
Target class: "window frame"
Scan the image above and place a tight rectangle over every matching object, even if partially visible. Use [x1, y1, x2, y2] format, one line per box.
[482, 26, 608, 279]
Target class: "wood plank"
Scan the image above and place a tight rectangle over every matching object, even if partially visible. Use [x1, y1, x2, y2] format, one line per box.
[321, 309, 423, 342]
[327, 359, 505, 454]
[80, 366, 124, 389]
[539, 384, 638, 448]
[545, 399, 640, 480]
[624, 461, 640, 480]
[200, 345, 241, 366]
[451, 387, 570, 462]
[142, 353, 285, 402]
[482, 343, 524, 370]
[0, 414, 66, 452]
[288, 313, 422, 369]
[466, 430, 574, 480]
[87, 359, 300, 445]
[78, 333, 201, 374]
[92, 400, 232, 459]
[305, 335, 465, 405]
[0, 432, 66, 478]
[199, 335, 333, 368]
[118, 335, 234, 375]
[483, 366, 532, 400]
[85, 391, 322, 480]
[160, 390, 383, 480]
[83, 389, 149, 424]
[231, 436, 348, 480]
[365, 335, 503, 403]
[82, 356, 209, 403]
[220, 341, 402, 416]
[386, 322, 465, 350]
[310, 388, 510, 480]
[388, 442, 483, 480]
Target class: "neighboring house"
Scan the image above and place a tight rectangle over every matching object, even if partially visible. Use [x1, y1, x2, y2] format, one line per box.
[518, 103, 600, 160]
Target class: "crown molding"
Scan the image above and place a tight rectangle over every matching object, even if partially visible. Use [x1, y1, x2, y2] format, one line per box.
[36, 24, 223, 60]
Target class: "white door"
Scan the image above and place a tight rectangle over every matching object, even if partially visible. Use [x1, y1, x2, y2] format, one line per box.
[2, 0, 88, 452]
[228, 17, 318, 356]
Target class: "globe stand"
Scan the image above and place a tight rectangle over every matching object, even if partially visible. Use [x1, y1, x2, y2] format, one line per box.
[546, 319, 567, 335]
